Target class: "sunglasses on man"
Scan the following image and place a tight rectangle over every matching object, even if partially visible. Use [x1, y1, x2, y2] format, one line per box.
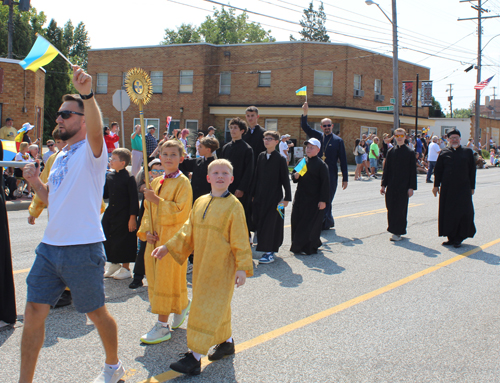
[56, 110, 84, 119]
[322, 124, 332, 127]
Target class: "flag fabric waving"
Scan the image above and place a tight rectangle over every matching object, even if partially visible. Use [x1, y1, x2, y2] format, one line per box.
[474, 75, 495, 90]
[19, 35, 60, 72]
[294, 157, 308, 176]
[296, 86, 307, 96]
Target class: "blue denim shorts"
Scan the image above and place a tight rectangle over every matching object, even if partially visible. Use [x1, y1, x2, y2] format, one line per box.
[370, 158, 378, 168]
[27, 242, 106, 313]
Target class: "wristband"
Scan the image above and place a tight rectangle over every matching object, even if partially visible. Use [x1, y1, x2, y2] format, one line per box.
[79, 89, 94, 100]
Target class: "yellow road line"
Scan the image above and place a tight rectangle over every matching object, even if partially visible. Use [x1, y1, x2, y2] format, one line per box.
[137, 237, 500, 382]
[13, 268, 30, 275]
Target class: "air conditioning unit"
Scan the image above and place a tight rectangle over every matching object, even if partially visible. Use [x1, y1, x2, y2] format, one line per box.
[354, 89, 364, 98]
[375, 94, 385, 102]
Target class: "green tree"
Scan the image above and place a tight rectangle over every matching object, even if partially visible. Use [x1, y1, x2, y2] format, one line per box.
[290, 1, 330, 42]
[447, 108, 472, 118]
[428, 97, 445, 118]
[71, 22, 91, 70]
[161, 23, 201, 45]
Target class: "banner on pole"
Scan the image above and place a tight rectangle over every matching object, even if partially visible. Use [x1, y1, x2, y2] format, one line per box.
[421, 81, 433, 107]
[402, 82, 413, 107]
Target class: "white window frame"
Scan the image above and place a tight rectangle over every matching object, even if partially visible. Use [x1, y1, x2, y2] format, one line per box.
[354, 74, 362, 91]
[134, 118, 160, 140]
[96, 73, 108, 94]
[360, 126, 377, 137]
[374, 79, 382, 95]
[180, 70, 193, 93]
[265, 119, 278, 131]
[258, 71, 271, 87]
[151, 71, 163, 94]
[314, 70, 333, 96]
[219, 71, 231, 95]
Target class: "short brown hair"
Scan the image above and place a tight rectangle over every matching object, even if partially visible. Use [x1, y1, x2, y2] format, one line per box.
[52, 127, 61, 140]
[200, 137, 219, 152]
[112, 148, 131, 165]
[110, 122, 119, 128]
[264, 131, 279, 141]
[161, 139, 185, 156]
[62, 94, 84, 111]
[208, 159, 233, 175]
[229, 117, 248, 134]
[246, 106, 259, 114]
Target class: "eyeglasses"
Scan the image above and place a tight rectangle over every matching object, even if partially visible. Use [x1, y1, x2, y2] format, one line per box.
[151, 169, 165, 175]
[263, 137, 276, 141]
[394, 134, 405, 138]
[322, 124, 332, 127]
[47, 144, 54, 147]
[56, 110, 84, 119]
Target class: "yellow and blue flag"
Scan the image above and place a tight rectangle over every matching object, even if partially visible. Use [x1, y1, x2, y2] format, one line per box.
[296, 86, 307, 96]
[294, 158, 308, 176]
[19, 35, 60, 72]
[0, 140, 18, 161]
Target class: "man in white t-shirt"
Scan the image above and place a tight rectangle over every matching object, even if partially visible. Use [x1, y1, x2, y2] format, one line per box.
[22, 66, 125, 383]
[109, 121, 120, 148]
[279, 134, 292, 165]
[426, 135, 441, 183]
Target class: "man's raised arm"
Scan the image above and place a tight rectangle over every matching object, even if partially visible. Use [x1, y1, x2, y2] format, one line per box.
[301, 102, 321, 140]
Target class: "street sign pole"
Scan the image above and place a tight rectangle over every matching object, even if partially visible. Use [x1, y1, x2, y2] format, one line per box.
[120, 89, 125, 148]
[112, 89, 131, 148]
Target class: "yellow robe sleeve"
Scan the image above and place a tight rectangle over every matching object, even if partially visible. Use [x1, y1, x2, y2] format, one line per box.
[229, 202, 254, 277]
[28, 153, 56, 218]
[166, 212, 195, 266]
[157, 177, 192, 224]
[137, 199, 151, 242]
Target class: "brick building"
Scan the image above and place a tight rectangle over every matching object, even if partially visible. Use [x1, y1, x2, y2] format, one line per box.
[88, 41, 433, 161]
[0, 58, 45, 140]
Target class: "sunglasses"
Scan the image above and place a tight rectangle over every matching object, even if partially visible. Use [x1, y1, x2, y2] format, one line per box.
[47, 144, 54, 147]
[151, 169, 165, 175]
[322, 124, 332, 127]
[56, 110, 84, 119]
[394, 134, 405, 138]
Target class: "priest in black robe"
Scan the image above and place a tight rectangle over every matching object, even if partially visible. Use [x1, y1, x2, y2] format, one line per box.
[433, 129, 476, 248]
[243, 106, 266, 166]
[380, 129, 417, 241]
[0, 140, 17, 326]
[251, 136, 292, 257]
[290, 138, 330, 255]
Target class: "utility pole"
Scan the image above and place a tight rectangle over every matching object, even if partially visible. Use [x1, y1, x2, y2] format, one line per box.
[447, 84, 454, 118]
[415, 73, 419, 137]
[7, 1, 14, 59]
[492, 87, 497, 119]
[459, 0, 499, 147]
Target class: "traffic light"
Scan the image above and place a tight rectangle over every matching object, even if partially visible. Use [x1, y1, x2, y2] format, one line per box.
[19, 0, 30, 11]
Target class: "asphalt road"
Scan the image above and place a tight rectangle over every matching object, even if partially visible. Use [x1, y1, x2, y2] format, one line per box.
[2, 168, 500, 383]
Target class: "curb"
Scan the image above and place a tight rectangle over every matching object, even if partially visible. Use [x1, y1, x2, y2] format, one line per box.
[6, 199, 32, 212]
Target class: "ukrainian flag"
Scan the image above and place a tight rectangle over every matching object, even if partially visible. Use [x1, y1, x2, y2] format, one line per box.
[19, 35, 60, 72]
[1, 140, 18, 161]
[294, 158, 308, 176]
[296, 86, 307, 96]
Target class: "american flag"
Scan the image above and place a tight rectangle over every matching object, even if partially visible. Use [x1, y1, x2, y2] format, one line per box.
[474, 75, 495, 90]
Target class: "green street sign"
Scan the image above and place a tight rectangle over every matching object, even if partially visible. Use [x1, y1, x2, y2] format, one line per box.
[376, 105, 394, 112]
[390, 98, 395, 104]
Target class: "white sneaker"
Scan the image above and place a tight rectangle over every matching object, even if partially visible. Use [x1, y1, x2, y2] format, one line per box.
[172, 299, 191, 329]
[140, 322, 171, 344]
[390, 234, 403, 241]
[113, 267, 132, 280]
[93, 362, 125, 383]
[104, 263, 121, 278]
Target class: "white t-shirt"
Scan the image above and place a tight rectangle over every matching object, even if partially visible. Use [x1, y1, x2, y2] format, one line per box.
[427, 142, 441, 162]
[42, 137, 108, 246]
[14, 152, 33, 162]
[43, 150, 56, 164]
[279, 141, 289, 158]
[110, 131, 119, 148]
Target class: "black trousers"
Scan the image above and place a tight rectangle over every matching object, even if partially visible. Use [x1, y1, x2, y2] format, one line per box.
[133, 240, 146, 279]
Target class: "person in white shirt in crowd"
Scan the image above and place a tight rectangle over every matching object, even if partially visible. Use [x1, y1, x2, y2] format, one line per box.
[279, 134, 293, 165]
[195, 132, 204, 157]
[426, 136, 441, 183]
[109, 122, 120, 149]
[42, 140, 57, 164]
[207, 126, 216, 138]
[180, 129, 191, 155]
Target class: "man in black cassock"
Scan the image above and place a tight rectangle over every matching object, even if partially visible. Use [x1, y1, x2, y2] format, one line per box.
[221, 117, 254, 230]
[290, 138, 330, 255]
[243, 106, 266, 166]
[301, 102, 348, 230]
[380, 128, 417, 241]
[0, 140, 17, 327]
[433, 129, 476, 248]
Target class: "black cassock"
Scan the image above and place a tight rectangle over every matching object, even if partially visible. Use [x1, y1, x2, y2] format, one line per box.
[434, 146, 476, 241]
[243, 124, 266, 166]
[251, 151, 292, 253]
[180, 156, 215, 203]
[290, 156, 330, 255]
[0, 141, 16, 324]
[381, 145, 417, 236]
[102, 169, 139, 264]
[221, 139, 254, 229]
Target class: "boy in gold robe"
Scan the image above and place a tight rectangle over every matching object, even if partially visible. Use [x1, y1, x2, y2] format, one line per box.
[137, 139, 193, 344]
[152, 159, 254, 375]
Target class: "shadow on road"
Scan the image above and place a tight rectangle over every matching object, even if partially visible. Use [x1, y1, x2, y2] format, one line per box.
[392, 238, 441, 258]
[252, 255, 303, 288]
[293, 250, 346, 276]
[466, 249, 500, 266]
[43, 310, 95, 347]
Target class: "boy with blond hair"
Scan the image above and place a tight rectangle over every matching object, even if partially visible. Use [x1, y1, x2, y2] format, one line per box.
[138, 139, 193, 344]
[152, 159, 254, 375]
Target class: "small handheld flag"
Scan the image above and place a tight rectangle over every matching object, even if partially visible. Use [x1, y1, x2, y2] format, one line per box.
[474, 75, 494, 90]
[19, 35, 73, 72]
[277, 203, 285, 219]
[294, 157, 308, 177]
[296, 86, 307, 96]
[166, 116, 172, 131]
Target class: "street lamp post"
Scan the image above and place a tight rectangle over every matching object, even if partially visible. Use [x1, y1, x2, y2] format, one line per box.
[366, 0, 399, 132]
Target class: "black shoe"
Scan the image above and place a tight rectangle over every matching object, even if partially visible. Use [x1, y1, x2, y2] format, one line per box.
[129, 278, 143, 289]
[170, 352, 201, 375]
[453, 241, 462, 248]
[442, 241, 453, 246]
[426, 180, 433, 183]
[53, 290, 72, 308]
[208, 340, 235, 361]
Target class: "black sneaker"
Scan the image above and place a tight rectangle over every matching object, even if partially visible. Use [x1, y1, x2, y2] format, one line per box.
[170, 352, 201, 375]
[53, 290, 72, 308]
[208, 340, 235, 361]
[129, 279, 143, 289]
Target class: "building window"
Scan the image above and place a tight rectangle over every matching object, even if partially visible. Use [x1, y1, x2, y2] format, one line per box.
[258, 71, 271, 87]
[225, 118, 232, 143]
[102, 118, 109, 127]
[441, 126, 457, 137]
[96, 73, 108, 94]
[374, 79, 381, 94]
[168, 119, 180, 135]
[314, 70, 333, 95]
[185, 120, 198, 151]
[134, 118, 160, 139]
[354, 74, 362, 91]
[265, 119, 278, 131]
[151, 71, 163, 93]
[180, 70, 193, 93]
[219, 72, 231, 95]
[360, 126, 377, 137]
